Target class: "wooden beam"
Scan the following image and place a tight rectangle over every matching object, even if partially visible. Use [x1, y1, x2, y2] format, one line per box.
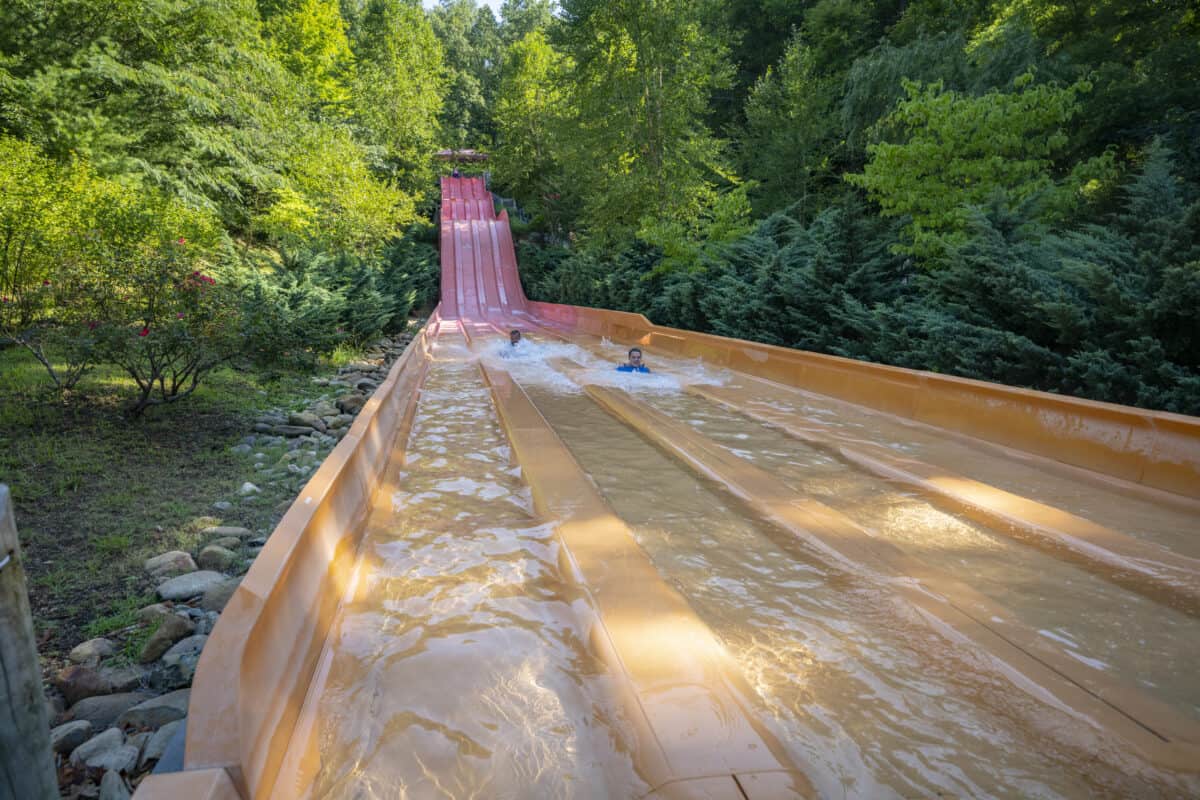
[0, 484, 57, 798]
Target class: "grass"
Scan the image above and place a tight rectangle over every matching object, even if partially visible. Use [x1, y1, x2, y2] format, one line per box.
[0, 344, 357, 663]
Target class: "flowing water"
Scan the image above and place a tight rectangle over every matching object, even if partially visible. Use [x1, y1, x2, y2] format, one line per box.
[276, 331, 1198, 799]
[525, 383, 1195, 799]
[640, 390, 1200, 723]
[280, 334, 645, 800]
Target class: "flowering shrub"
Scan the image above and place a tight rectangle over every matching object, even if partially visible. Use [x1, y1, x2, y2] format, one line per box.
[90, 205, 238, 416]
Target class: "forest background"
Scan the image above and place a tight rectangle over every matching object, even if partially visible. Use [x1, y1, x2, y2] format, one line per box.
[2, 0, 1198, 414]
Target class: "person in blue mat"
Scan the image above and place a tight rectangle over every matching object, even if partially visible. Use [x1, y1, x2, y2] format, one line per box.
[617, 347, 650, 373]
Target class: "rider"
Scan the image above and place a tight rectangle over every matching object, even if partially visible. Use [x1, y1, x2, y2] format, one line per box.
[616, 347, 650, 373]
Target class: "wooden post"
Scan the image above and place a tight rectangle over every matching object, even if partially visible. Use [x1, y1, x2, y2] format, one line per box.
[0, 484, 57, 799]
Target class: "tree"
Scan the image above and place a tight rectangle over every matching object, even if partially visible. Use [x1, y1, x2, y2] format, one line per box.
[556, 0, 737, 240]
[351, 0, 446, 194]
[846, 72, 1091, 257]
[261, 0, 355, 113]
[492, 31, 570, 212]
[430, 0, 502, 148]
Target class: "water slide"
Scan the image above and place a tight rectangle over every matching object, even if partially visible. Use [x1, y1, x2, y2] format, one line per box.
[137, 177, 1200, 799]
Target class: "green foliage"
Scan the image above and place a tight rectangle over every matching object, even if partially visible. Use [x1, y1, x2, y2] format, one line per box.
[555, 0, 738, 241]
[352, 0, 446, 193]
[846, 73, 1091, 256]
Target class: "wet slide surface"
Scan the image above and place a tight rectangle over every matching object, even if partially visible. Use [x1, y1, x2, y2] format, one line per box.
[269, 178, 1200, 799]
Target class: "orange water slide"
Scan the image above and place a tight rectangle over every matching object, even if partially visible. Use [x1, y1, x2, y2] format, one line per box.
[134, 178, 1200, 800]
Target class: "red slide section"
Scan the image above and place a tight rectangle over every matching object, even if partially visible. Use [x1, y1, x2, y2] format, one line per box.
[438, 176, 529, 324]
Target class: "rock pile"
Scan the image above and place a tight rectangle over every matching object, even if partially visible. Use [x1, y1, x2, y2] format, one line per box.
[47, 327, 418, 796]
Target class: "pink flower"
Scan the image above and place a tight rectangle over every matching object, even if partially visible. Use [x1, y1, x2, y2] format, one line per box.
[138, 326, 150, 337]
[177, 312, 185, 319]
[42, 280, 51, 286]
[177, 237, 186, 245]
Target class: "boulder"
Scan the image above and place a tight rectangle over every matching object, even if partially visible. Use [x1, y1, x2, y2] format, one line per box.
[208, 536, 241, 550]
[157, 571, 226, 601]
[117, 688, 190, 730]
[202, 525, 253, 539]
[135, 603, 172, 625]
[55, 665, 115, 706]
[99, 769, 132, 800]
[69, 638, 116, 666]
[230, 443, 252, 455]
[288, 411, 326, 433]
[335, 393, 366, 414]
[272, 425, 316, 437]
[161, 635, 207, 683]
[238, 481, 260, 495]
[201, 577, 242, 612]
[197, 544, 237, 572]
[144, 551, 197, 579]
[70, 727, 138, 774]
[328, 413, 354, 430]
[211, 501, 233, 512]
[139, 720, 181, 768]
[139, 615, 195, 663]
[68, 692, 155, 730]
[355, 379, 378, 393]
[50, 720, 93, 754]
[310, 400, 338, 418]
[101, 665, 145, 693]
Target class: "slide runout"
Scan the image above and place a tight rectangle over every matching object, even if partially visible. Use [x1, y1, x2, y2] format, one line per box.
[478, 360, 815, 799]
[528, 302, 1200, 501]
[688, 382, 1200, 619]
[564, 375, 1200, 772]
[715, 368, 1200, 519]
[531, 323, 1200, 596]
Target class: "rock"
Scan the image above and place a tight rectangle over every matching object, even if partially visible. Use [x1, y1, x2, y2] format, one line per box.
[328, 413, 354, 430]
[55, 665, 116, 706]
[127, 730, 152, 759]
[161, 635, 207, 682]
[272, 424, 316, 437]
[51, 720, 93, 754]
[197, 544, 237, 571]
[335, 393, 366, 414]
[231, 443, 253, 455]
[212, 500, 233, 511]
[99, 769, 132, 800]
[70, 727, 138, 775]
[157, 571, 226, 601]
[101, 666, 145, 693]
[288, 411, 326, 433]
[143, 551, 198, 579]
[310, 400, 338, 417]
[239, 481, 260, 495]
[117, 688, 190, 730]
[355, 379, 378, 393]
[69, 638, 116, 666]
[140, 720, 181, 768]
[135, 603, 172, 625]
[208, 536, 241, 550]
[202, 525, 253, 539]
[68, 693, 155, 730]
[139, 615, 195, 663]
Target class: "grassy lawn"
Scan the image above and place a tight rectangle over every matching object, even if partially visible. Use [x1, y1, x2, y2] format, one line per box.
[0, 344, 358, 663]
